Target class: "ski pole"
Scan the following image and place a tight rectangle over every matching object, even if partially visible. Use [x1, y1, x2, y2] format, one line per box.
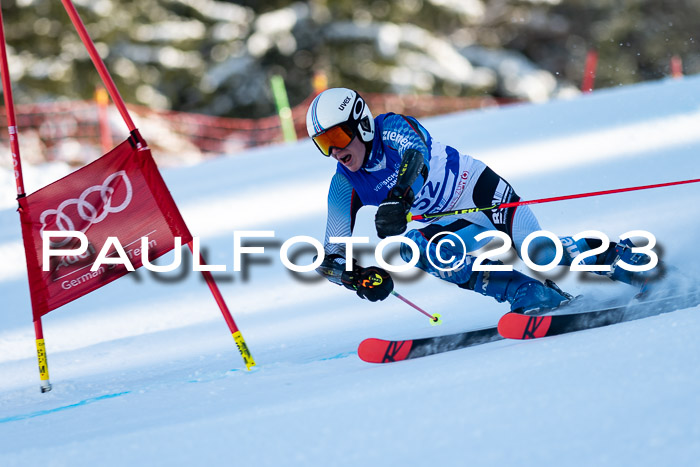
[392, 291, 442, 325]
[408, 177, 700, 221]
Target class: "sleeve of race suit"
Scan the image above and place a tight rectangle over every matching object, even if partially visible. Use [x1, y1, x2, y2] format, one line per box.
[317, 172, 363, 285]
[381, 114, 430, 197]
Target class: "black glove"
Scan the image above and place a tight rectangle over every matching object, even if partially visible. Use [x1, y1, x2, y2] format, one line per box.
[341, 265, 394, 302]
[375, 187, 414, 239]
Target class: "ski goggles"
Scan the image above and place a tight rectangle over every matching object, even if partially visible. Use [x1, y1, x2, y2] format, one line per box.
[312, 123, 355, 157]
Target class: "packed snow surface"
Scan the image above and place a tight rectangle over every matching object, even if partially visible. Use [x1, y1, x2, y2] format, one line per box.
[1, 76, 700, 466]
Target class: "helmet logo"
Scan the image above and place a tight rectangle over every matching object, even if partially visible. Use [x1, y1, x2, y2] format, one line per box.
[338, 95, 352, 111]
[359, 117, 371, 132]
[352, 98, 364, 120]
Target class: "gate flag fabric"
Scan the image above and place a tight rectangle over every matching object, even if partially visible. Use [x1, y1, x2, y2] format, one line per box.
[18, 130, 192, 320]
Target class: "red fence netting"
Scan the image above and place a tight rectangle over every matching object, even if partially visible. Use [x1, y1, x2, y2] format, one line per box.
[0, 93, 516, 167]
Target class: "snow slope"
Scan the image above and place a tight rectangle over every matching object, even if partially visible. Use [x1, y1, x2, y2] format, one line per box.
[1, 76, 700, 466]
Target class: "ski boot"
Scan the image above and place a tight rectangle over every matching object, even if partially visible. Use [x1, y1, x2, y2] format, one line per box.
[460, 264, 573, 314]
[595, 238, 668, 297]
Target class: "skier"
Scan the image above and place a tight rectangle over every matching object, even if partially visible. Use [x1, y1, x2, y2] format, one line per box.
[307, 87, 653, 313]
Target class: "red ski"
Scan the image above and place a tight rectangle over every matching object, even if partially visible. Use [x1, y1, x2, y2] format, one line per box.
[358, 327, 502, 363]
[498, 290, 700, 340]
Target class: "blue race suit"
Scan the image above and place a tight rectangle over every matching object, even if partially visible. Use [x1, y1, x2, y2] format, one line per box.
[317, 113, 624, 303]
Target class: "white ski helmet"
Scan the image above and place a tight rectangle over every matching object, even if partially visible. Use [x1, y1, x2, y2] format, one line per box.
[306, 87, 374, 156]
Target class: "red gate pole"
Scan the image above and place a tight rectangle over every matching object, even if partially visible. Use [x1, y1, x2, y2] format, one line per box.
[581, 49, 598, 93]
[188, 243, 256, 370]
[61, 0, 255, 369]
[61, 0, 136, 132]
[670, 55, 683, 79]
[0, 2, 52, 392]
